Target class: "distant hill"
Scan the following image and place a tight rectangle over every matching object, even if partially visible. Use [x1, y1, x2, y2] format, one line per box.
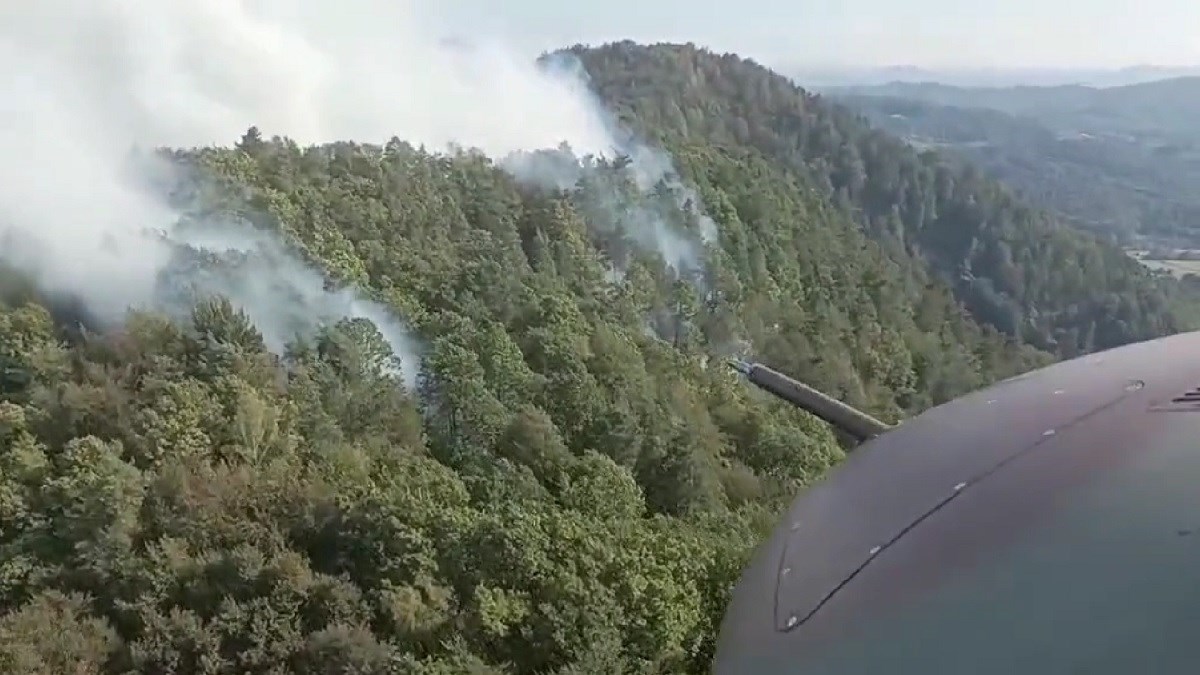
[830, 92, 1200, 246]
[789, 65, 1200, 89]
[825, 77, 1200, 147]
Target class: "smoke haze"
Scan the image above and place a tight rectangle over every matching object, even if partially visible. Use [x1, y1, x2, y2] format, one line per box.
[0, 1, 717, 387]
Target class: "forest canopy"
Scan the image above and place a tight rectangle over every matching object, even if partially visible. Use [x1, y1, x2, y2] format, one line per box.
[0, 42, 1189, 673]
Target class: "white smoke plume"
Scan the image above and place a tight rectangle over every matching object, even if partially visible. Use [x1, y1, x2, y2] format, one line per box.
[503, 53, 718, 277]
[161, 216, 421, 385]
[0, 1, 717, 387]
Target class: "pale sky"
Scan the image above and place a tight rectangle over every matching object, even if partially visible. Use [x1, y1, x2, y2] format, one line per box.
[426, 0, 1200, 69]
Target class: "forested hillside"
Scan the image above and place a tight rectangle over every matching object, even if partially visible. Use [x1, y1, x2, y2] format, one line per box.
[572, 42, 1199, 356]
[0, 128, 1051, 673]
[0, 41, 1184, 674]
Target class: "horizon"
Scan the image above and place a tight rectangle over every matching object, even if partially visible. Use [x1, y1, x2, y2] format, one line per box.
[778, 62, 1200, 88]
[787, 63, 1200, 73]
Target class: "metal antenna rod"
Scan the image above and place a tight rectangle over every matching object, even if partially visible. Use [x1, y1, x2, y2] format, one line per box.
[730, 359, 894, 443]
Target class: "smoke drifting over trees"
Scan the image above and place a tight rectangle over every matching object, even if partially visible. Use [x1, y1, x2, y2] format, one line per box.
[0, 1, 717, 379]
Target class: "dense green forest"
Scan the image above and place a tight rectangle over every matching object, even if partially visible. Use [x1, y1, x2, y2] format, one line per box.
[830, 92, 1200, 246]
[0, 42, 1191, 673]
[571, 42, 1199, 357]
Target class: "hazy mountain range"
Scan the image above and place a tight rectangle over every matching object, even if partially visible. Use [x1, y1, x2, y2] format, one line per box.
[787, 64, 1200, 89]
[824, 73, 1200, 249]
